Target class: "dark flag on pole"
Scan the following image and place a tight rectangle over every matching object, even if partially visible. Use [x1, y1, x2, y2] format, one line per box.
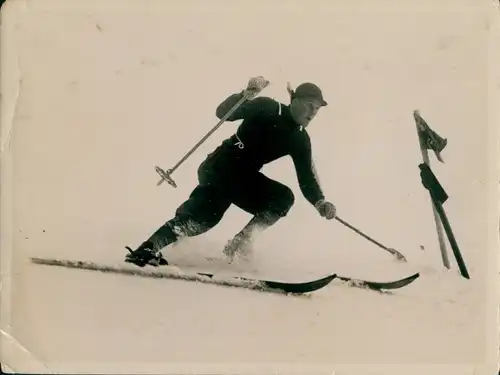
[413, 110, 448, 162]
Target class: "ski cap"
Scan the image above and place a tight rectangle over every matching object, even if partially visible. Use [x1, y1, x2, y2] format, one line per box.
[294, 82, 328, 106]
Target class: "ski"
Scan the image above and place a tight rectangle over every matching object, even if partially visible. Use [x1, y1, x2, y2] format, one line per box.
[201, 256, 419, 291]
[29, 257, 336, 295]
[335, 272, 420, 291]
[30, 256, 419, 294]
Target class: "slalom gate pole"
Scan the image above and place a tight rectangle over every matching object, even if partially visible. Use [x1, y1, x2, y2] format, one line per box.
[335, 216, 407, 262]
[429, 196, 470, 279]
[155, 83, 269, 188]
[413, 110, 450, 268]
[418, 162, 470, 279]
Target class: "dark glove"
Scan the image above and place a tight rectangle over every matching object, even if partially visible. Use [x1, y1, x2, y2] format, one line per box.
[315, 199, 337, 220]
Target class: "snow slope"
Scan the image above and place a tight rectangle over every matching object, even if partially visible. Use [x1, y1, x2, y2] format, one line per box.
[8, 248, 491, 374]
[1, 0, 499, 374]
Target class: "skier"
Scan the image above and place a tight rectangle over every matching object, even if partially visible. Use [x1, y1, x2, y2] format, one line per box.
[125, 76, 337, 267]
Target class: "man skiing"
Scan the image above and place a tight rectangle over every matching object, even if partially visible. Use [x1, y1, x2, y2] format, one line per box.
[125, 76, 337, 267]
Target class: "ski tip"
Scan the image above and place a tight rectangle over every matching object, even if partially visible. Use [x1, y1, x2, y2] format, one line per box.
[407, 272, 420, 280]
[400, 272, 420, 280]
[325, 273, 338, 281]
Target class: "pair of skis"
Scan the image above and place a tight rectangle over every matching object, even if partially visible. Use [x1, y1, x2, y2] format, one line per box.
[30, 256, 419, 295]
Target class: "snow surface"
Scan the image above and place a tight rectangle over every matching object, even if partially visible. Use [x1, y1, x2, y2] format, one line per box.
[1, 0, 499, 374]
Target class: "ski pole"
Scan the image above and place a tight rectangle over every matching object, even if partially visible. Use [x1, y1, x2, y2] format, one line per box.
[335, 216, 407, 262]
[155, 84, 269, 188]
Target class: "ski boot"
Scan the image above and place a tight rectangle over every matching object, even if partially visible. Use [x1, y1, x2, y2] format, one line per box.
[125, 241, 168, 267]
[223, 232, 254, 262]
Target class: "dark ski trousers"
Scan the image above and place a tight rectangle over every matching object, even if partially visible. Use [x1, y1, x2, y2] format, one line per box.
[145, 167, 296, 251]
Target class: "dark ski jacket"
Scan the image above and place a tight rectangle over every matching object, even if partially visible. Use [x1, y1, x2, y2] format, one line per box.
[200, 91, 325, 206]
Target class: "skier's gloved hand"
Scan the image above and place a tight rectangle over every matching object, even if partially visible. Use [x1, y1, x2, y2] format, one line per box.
[315, 199, 337, 220]
[244, 76, 269, 99]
